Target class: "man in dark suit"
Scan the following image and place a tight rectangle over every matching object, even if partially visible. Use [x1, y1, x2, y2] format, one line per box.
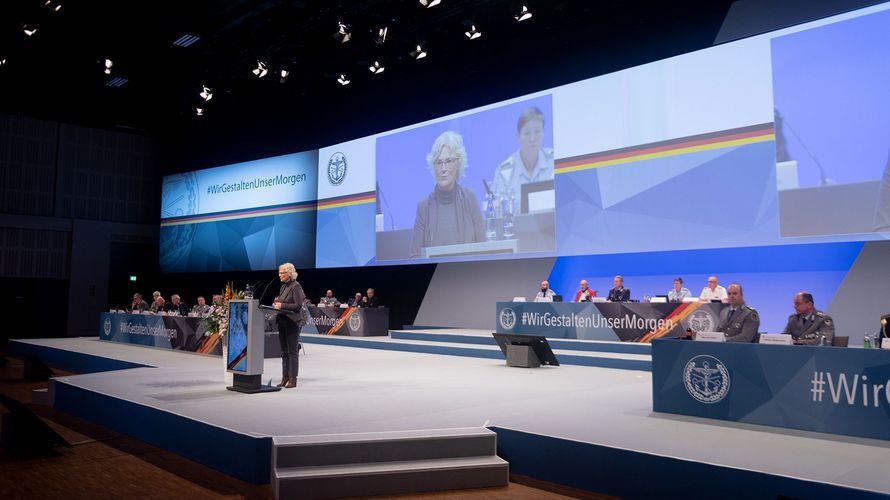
[717, 283, 759, 343]
[164, 294, 189, 315]
[783, 292, 834, 345]
[273, 262, 306, 388]
[361, 288, 380, 308]
[348, 292, 363, 307]
[607, 275, 631, 302]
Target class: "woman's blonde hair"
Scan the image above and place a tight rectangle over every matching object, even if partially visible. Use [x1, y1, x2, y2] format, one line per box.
[278, 262, 298, 279]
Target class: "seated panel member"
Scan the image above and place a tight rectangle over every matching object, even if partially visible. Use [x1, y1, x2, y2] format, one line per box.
[573, 280, 596, 302]
[348, 293, 363, 307]
[149, 296, 165, 313]
[700, 276, 728, 302]
[716, 283, 759, 343]
[667, 277, 691, 303]
[164, 294, 189, 316]
[782, 292, 835, 345]
[607, 275, 631, 302]
[319, 290, 340, 307]
[130, 293, 149, 312]
[362, 288, 380, 308]
[534, 280, 556, 302]
[191, 296, 211, 316]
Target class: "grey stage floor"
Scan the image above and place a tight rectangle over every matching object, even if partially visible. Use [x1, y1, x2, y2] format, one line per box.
[20, 336, 890, 496]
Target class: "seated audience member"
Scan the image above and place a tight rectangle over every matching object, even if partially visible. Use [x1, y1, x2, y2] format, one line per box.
[319, 290, 340, 307]
[348, 293, 363, 307]
[191, 296, 211, 316]
[534, 280, 556, 302]
[607, 275, 631, 302]
[130, 293, 149, 312]
[783, 292, 835, 345]
[164, 294, 189, 316]
[362, 288, 380, 308]
[699, 276, 728, 302]
[668, 278, 691, 302]
[573, 280, 596, 302]
[149, 296, 165, 313]
[716, 283, 759, 343]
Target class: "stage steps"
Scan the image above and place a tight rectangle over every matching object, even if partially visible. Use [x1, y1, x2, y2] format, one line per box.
[272, 427, 508, 499]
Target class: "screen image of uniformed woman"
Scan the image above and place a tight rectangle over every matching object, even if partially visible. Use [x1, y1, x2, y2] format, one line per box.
[410, 131, 485, 258]
[492, 106, 554, 201]
[273, 262, 306, 388]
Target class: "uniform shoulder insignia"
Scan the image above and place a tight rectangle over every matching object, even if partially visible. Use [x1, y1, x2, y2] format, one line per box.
[788, 313, 796, 319]
[815, 311, 824, 317]
[750, 311, 760, 321]
[497, 156, 514, 170]
[824, 317, 832, 325]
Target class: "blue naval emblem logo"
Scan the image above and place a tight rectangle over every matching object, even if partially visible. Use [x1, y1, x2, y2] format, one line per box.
[499, 308, 517, 330]
[683, 355, 731, 404]
[103, 316, 113, 336]
[327, 152, 347, 186]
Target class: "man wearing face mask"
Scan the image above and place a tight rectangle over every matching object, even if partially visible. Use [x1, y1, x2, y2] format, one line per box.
[534, 280, 556, 302]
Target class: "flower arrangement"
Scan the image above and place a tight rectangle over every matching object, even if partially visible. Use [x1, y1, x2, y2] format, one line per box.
[197, 282, 244, 355]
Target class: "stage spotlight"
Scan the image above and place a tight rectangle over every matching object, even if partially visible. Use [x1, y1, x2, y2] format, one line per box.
[335, 22, 352, 43]
[104, 59, 113, 75]
[409, 44, 427, 60]
[514, 5, 532, 22]
[337, 74, 351, 86]
[23, 25, 38, 37]
[464, 24, 481, 40]
[374, 27, 388, 45]
[44, 1, 62, 11]
[0, 59, 7, 66]
[199, 85, 213, 102]
[252, 61, 268, 78]
[279, 69, 289, 83]
[195, 107, 204, 116]
[419, 0, 441, 7]
[368, 61, 384, 74]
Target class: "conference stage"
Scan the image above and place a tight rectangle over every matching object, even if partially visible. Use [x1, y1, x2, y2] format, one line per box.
[10, 333, 890, 499]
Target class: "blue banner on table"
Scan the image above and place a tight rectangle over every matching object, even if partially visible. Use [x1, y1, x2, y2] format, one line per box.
[651, 339, 890, 441]
[495, 301, 725, 342]
[100, 312, 221, 355]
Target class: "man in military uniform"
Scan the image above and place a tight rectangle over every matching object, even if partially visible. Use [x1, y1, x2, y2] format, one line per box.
[716, 283, 759, 343]
[491, 107, 554, 205]
[319, 290, 340, 307]
[782, 292, 834, 345]
[607, 275, 631, 302]
[191, 296, 211, 316]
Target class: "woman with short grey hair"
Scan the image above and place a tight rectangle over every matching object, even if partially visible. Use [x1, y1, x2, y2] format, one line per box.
[410, 131, 485, 258]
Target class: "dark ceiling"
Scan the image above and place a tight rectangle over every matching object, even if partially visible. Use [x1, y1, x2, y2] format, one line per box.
[1, 0, 748, 167]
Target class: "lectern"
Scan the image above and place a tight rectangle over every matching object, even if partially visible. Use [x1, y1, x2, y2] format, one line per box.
[226, 299, 280, 393]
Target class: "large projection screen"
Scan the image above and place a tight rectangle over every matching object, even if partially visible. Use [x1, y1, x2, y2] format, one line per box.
[160, 4, 890, 273]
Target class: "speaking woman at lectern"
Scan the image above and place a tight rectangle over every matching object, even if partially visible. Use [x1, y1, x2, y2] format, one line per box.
[273, 262, 306, 388]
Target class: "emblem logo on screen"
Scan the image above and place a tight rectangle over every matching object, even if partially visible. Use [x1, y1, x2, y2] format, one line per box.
[683, 355, 730, 404]
[327, 152, 347, 186]
[686, 309, 717, 333]
[499, 308, 517, 330]
[103, 317, 112, 336]
[348, 312, 362, 332]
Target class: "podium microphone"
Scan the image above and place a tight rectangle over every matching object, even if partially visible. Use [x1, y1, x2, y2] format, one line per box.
[257, 279, 275, 305]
